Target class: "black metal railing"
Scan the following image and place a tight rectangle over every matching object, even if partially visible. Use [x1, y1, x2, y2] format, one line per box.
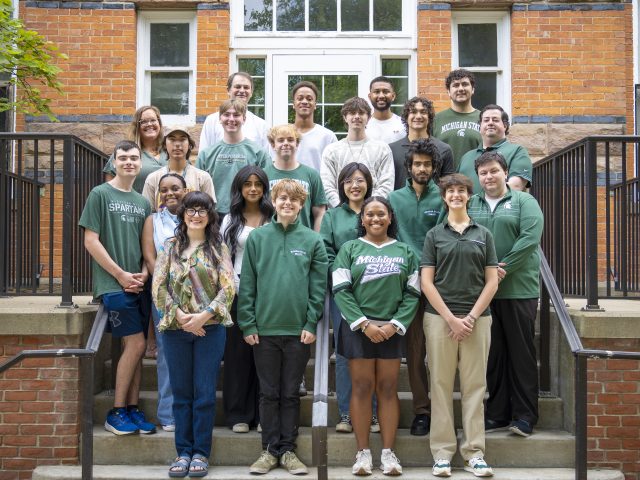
[0, 133, 107, 306]
[531, 135, 640, 308]
[538, 247, 640, 480]
[0, 304, 108, 480]
[311, 294, 331, 480]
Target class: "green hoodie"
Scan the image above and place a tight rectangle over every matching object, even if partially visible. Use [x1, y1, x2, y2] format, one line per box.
[319, 202, 359, 269]
[467, 188, 543, 299]
[238, 216, 328, 336]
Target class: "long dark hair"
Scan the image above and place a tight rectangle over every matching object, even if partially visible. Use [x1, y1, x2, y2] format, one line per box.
[173, 191, 221, 266]
[337, 162, 373, 205]
[357, 196, 399, 239]
[224, 165, 274, 257]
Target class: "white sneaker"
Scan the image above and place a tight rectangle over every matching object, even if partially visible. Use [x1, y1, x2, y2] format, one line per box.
[352, 449, 373, 476]
[232, 422, 249, 433]
[432, 459, 451, 477]
[380, 449, 402, 476]
[464, 456, 494, 477]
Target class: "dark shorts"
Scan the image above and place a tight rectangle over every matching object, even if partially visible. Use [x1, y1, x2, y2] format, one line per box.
[337, 320, 406, 360]
[102, 290, 150, 338]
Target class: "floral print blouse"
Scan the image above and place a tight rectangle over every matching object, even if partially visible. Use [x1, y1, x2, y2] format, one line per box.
[152, 237, 235, 331]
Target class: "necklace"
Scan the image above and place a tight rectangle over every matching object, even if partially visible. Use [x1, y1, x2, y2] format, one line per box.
[347, 139, 365, 163]
[449, 220, 470, 234]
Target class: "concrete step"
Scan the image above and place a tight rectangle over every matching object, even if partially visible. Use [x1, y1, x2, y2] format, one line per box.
[90, 426, 577, 468]
[93, 390, 563, 429]
[32, 465, 625, 480]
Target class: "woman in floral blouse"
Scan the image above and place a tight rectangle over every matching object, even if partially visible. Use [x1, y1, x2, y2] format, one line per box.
[152, 191, 235, 478]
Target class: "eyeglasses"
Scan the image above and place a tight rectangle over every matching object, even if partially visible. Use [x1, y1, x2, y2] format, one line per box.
[344, 177, 366, 186]
[138, 119, 159, 126]
[185, 208, 208, 217]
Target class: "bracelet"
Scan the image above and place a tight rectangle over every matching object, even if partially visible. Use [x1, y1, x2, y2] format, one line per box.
[393, 324, 401, 333]
[361, 320, 371, 332]
[468, 313, 478, 321]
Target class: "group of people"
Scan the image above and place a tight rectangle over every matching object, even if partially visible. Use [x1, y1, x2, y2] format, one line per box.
[79, 67, 543, 478]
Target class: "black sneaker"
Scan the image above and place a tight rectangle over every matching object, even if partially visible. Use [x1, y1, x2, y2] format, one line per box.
[410, 414, 430, 436]
[509, 418, 533, 437]
[484, 418, 510, 432]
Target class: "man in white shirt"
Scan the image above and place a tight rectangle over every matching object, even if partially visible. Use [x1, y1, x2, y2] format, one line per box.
[291, 80, 338, 171]
[366, 76, 405, 144]
[199, 72, 270, 151]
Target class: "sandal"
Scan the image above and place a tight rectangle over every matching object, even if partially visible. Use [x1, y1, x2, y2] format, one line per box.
[188, 454, 209, 478]
[169, 456, 190, 478]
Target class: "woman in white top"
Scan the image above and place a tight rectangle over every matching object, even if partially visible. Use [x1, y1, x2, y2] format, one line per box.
[220, 165, 274, 433]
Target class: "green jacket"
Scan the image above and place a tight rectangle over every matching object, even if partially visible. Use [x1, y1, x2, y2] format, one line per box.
[319, 202, 359, 269]
[389, 179, 443, 258]
[467, 188, 543, 299]
[238, 217, 328, 336]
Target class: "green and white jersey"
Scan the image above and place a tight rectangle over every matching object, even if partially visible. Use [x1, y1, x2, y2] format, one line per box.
[332, 238, 420, 333]
[78, 183, 151, 298]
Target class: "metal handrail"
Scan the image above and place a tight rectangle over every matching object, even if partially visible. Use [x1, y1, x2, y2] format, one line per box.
[538, 248, 640, 480]
[312, 294, 330, 480]
[0, 304, 108, 480]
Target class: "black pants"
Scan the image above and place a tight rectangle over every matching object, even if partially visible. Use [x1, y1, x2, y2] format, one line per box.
[253, 335, 310, 457]
[223, 299, 260, 427]
[486, 298, 539, 425]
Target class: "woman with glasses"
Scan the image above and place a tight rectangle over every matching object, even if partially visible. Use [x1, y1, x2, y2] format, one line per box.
[104, 105, 168, 194]
[152, 191, 235, 478]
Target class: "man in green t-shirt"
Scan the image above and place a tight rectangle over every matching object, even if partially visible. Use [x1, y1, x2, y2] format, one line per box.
[265, 124, 327, 231]
[79, 140, 155, 437]
[433, 69, 482, 169]
[467, 151, 543, 437]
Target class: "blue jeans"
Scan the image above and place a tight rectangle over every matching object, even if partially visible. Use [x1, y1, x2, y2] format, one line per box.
[152, 306, 174, 427]
[331, 296, 377, 416]
[163, 324, 225, 459]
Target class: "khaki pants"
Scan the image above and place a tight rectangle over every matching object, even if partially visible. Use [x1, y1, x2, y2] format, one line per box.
[423, 312, 491, 461]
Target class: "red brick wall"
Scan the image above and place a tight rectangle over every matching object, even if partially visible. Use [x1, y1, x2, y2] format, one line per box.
[0, 335, 82, 480]
[417, 8, 451, 109]
[585, 338, 640, 480]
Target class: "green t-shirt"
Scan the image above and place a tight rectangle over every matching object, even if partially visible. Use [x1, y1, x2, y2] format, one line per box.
[421, 220, 498, 316]
[332, 238, 420, 331]
[195, 139, 270, 214]
[103, 150, 168, 194]
[78, 183, 151, 298]
[458, 138, 533, 195]
[264, 163, 328, 229]
[389, 179, 443, 258]
[433, 108, 482, 170]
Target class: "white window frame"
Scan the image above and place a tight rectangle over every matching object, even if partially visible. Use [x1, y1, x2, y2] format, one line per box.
[137, 11, 197, 125]
[452, 11, 511, 115]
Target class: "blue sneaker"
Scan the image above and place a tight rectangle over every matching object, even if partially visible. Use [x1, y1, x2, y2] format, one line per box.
[509, 418, 533, 437]
[128, 407, 157, 434]
[105, 408, 138, 435]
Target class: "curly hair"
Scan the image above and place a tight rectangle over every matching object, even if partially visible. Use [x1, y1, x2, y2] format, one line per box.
[357, 196, 399, 239]
[404, 138, 442, 181]
[445, 69, 476, 90]
[173, 191, 221, 266]
[400, 96, 435, 136]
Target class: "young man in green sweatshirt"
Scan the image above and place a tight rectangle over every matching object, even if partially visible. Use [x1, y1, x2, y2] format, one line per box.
[389, 138, 443, 437]
[467, 151, 544, 438]
[238, 179, 328, 475]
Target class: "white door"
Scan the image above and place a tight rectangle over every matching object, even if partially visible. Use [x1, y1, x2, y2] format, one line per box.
[272, 54, 376, 137]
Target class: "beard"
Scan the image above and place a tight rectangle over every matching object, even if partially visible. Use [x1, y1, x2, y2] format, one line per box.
[372, 100, 392, 112]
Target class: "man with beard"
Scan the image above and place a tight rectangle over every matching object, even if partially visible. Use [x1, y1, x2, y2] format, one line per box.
[388, 139, 443, 437]
[365, 76, 405, 144]
[389, 97, 455, 190]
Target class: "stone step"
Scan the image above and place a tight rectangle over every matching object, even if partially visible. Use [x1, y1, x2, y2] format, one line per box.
[89, 426, 577, 468]
[32, 465, 625, 480]
[93, 390, 563, 429]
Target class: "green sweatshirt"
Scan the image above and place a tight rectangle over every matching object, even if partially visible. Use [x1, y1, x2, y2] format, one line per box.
[389, 179, 443, 258]
[319, 202, 359, 269]
[238, 217, 328, 336]
[467, 188, 543, 299]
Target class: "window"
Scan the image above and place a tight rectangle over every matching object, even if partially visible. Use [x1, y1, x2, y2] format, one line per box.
[452, 12, 511, 113]
[243, 0, 402, 32]
[381, 58, 409, 115]
[238, 58, 266, 118]
[137, 11, 197, 124]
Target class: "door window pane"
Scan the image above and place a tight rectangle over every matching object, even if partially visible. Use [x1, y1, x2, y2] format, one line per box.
[341, 0, 369, 31]
[382, 58, 409, 116]
[310, 0, 337, 31]
[151, 72, 190, 115]
[458, 24, 497, 67]
[150, 24, 189, 67]
[238, 58, 266, 117]
[245, 0, 272, 31]
[278, 0, 304, 30]
[374, 0, 401, 31]
[471, 72, 497, 110]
